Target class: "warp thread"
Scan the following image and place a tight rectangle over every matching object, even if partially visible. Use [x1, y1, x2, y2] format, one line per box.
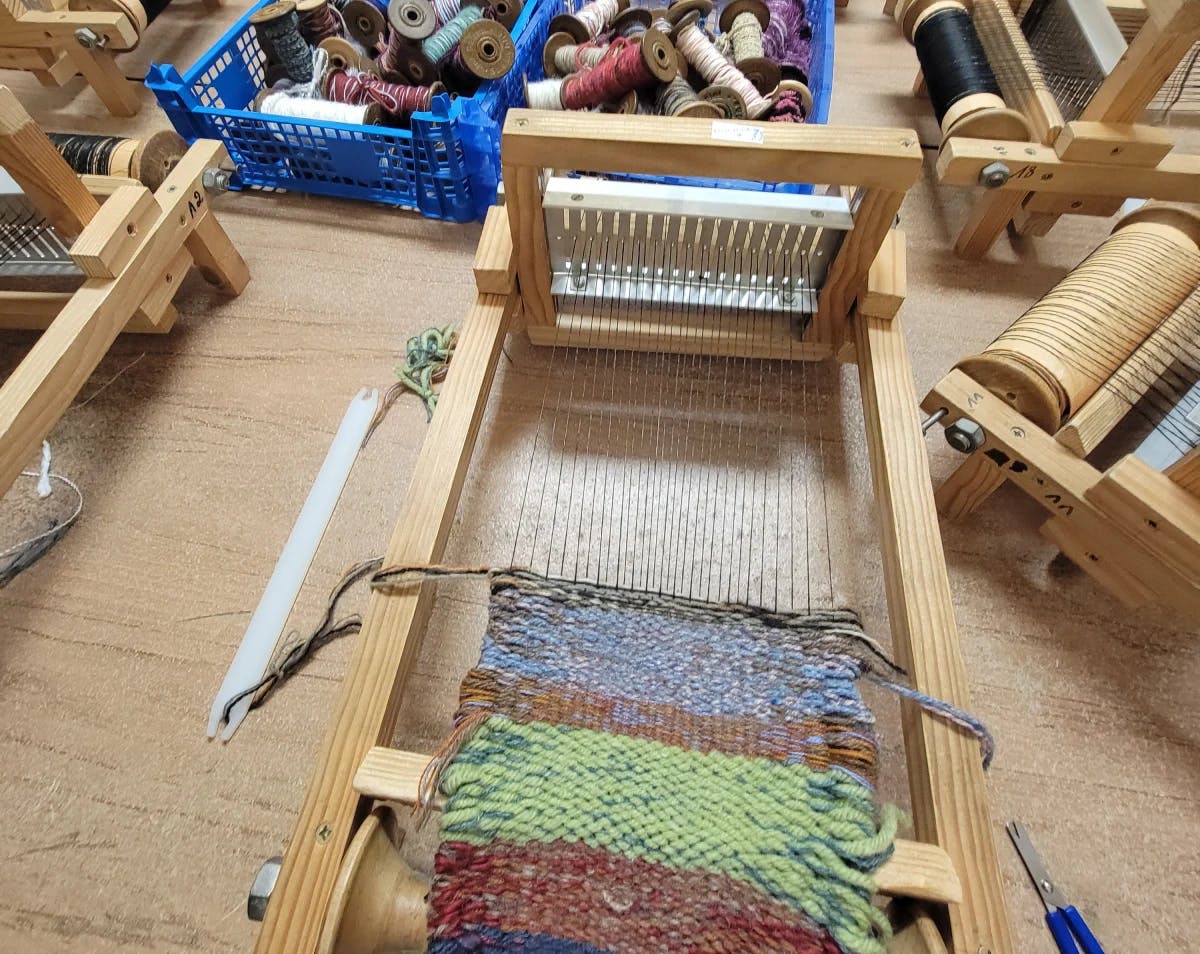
[560, 36, 655, 110]
[253, 6, 315, 83]
[764, 0, 812, 81]
[326, 68, 435, 115]
[420, 570, 995, 954]
[674, 19, 771, 117]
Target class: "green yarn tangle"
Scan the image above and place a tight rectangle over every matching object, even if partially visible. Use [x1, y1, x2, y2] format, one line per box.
[427, 571, 904, 954]
[397, 325, 455, 420]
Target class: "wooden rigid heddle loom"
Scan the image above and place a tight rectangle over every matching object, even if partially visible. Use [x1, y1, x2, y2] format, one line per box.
[250, 112, 1016, 954]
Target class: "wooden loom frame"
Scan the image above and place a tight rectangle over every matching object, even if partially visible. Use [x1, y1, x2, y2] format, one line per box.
[885, 0, 1200, 258]
[0, 84, 248, 496]
[251, 110, 1015, 954]
[0, 0, 223, 117]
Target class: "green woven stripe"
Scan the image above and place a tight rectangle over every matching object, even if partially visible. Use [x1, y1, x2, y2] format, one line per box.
[440, 716, 898, 954]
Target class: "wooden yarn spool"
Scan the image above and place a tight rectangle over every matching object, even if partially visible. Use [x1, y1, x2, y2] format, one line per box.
[458, 19, 516, 79]
[344, 0, 388, 47]
[700, 83, 748, 118]
[718, 0, 780, 96]
[775, 77, 812, 116]
[956, 205, 1200, 432]
[124, 130, 187, 190]
[388, 0, 437, 39]
[317, 807, 428, 954]
[489, 0, 522, 30]
[894, 0, 1032, 142]
[549, 0, 629, 43]
[320, 36, 375, 72]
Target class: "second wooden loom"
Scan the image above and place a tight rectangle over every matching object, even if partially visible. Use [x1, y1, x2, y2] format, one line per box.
[887, 0, 1200, 258]
[246, 111, 1015, 954]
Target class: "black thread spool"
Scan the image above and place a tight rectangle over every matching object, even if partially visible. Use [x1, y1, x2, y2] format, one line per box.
[251, 1, 315, 84]
[896, 0, 1031, 141]
[47, 130, 186, 191]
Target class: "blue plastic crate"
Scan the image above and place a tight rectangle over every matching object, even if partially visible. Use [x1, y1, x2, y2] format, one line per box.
[147, 0, 833, 221]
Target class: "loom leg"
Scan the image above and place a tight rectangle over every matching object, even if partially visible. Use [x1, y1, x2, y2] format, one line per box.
[953, 190, 1025, 259]
[66, 45, 139, 117]
[186, 212, 250, 296]
[1039, 516, 1154, 608]
[934, 453, 1004, 519]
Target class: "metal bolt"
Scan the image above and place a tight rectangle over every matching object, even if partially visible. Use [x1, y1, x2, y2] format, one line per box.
[978, 161, 1010, 189]
[945, 418, 985, 453]
[75, 27, 106, 49]
[202, 167, 233, 194]
[921, 407, 948, 433]
[247, 856, 282, 922]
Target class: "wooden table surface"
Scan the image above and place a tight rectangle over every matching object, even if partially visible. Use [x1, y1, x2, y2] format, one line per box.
[1, 4, 1197, 952]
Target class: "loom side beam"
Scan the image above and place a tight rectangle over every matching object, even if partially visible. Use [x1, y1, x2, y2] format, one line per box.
[252, 279, 520, 954]
[925, 369, 1200, 614]
[856, 314, 1015, 954]
[937, 139, 1200, 202]
[350, 744, 966, 906]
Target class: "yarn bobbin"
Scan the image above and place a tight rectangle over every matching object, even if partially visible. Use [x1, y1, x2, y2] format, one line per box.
[542, 30, 579, 77]
[387, 0, 437, 39]
[638, 27, 681, 84]
[343, 0, 387, 46]
[667, 0, 712, 25]
[894, 0, 1032, 142]
[490, 0, 523, 30]
[319, 36, 371, 71]
[611, 6, 651, 35]
[129, 130, 188, 191]
[719, 0, 780, 95]
[700, 82, 748, 118]
[458, 19, 516, 79]
[392, 40, 439, 85]
[549, 0, 629, 44]
[316, 806, 429, 954]
[776, 77, 812, 116]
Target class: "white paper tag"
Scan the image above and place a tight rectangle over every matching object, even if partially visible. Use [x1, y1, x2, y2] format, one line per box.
[711, 121, 764, 145]
[1187, 402, 1200, 428]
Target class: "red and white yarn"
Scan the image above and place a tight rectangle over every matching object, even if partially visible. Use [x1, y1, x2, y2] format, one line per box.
[673, 20, 771, 117]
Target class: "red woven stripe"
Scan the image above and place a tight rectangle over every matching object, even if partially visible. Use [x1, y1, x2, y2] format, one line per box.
[429, 839, 844, 953]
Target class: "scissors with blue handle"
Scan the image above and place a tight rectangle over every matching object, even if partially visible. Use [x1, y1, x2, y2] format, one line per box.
[1007, 821, 1105, 954]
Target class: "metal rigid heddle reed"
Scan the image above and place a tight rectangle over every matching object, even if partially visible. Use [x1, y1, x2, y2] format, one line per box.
[251, 111, 1015, 954]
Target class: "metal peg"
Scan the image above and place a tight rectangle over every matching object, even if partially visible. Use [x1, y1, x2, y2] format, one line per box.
[945, 418, 985, 453]
[202, 167, 233, 195]
[921, 407, 948, 433]
[978, 162, 1010, 189]
[247, 856, 283, 922]
[75, 27, 107, 49]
